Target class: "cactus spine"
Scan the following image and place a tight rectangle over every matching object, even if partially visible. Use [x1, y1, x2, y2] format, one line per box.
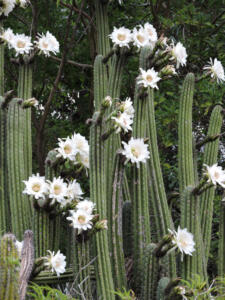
[0, 234, 20, 300]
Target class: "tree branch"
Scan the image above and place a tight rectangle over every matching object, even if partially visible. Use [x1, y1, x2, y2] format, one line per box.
[50, 55, 93, 69]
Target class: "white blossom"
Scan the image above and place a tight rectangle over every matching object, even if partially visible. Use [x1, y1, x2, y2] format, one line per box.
[203, 163, 225, 188]
[67, 179, 83, 201]
[23, 173, 48, 199]
[168, 227, 195, 260]
[15, 240, 23, 257]
[45, 250, 66, 277]
[122, 138, 150, 167]
[19, 0, 29, 8]
[169, 42, 187, 68]
[35, 31, 59, 56]
[132, 26, 150, 49]
[71, 133, 89, 155]
[144, 22, 157, 49]
[137, 67, 161, 89]
[56, 137, 77, 161]
[10, 33, 33, 56]
[48, 177, 68, 204]
[120, 97, 135, 117]
[76, 199, 95, 215]
[0, 0, 16, 16]
[112, 112, 133, 133]
[203, 58, 225, 84]
[109, 26, 132, 48]
[66, 209, 93, 233]
[0, 28, 15, 47]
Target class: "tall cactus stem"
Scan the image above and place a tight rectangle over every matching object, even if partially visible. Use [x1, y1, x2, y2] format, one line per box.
[94, 55, 108, 111]
[0, 234, 20, 300]
[200, 105, 223, 262]
[146, 87, 176, 278]
[218, 197, 225, 277]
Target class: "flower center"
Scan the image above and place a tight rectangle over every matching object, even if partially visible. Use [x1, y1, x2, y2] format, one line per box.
[137, 34, 145, 43]
[146, 75, 153, 82]
[131, 147, 140, 158]
[78, 215, 86, 224]
[214, 171, 220, 179]
[32, 183, 41, 192]
[54, 185, 62, 195]
[180, 240, 188, 248]
[64, 144, 72, 154]
[117, 33, 126, 41]
[42, 41, 49, 49]
[17, 41, 26, 48]
[147, 29, 153, 36]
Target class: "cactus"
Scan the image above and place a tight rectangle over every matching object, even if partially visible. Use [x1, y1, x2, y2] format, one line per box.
[0, 233, 20, 300]
[156, 277, 170, 300]
[218, 197, 225, 277]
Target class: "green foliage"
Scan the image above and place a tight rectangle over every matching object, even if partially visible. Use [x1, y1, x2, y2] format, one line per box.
[112, 287, 136, 300]
[27, 283, 77, 300]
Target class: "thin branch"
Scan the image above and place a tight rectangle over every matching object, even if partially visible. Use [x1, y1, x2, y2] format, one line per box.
[50, 55, 93, 69]
[212, 9, 225, 24]
[211, 18, 225, 35]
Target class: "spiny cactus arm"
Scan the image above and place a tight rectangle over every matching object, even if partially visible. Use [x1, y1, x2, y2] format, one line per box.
[200, 105, 223, 262]
[156, 277, 170, 300]
[178, 73, 195, 192]
[0, 234, 20, 300]
[19, 230, 34, 300]
[131, 47, 151, 292]
[141, 243, 160, 300]
[146, 87, 176, 278]
[94, 0, 111, 56]
[218, 198, 225, 277]
[90, 113, 115, 300]
[94, 55, 108, 110]
[0, 25, 4, 95]
[110, 153, 127, 290]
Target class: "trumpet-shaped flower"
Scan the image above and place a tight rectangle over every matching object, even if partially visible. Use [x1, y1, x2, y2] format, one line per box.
[67, 209, 93, 233]
[48, 177, 68, 204]
[132, 26, 150, 49]
[45, 250, 66, 277]
[11, 33, 33, 56]
[203, 58, 225, 84]
[56, 137, 77, 161]
[122, 138, 150, 167]
[137, 68, 161, 89]
[203, 163, 225, 188]
[168, 226, 195, 260]
[169, 42, 187, 68]
[109, 26, 132, 48]
[76, 199, 95, 215]
[112, 112, 133, 133]
[35, 31, 59, 56]
[23, 173, 48, 199]
[0, 0, 16, 16]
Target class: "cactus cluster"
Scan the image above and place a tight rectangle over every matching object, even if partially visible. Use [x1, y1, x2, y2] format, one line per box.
[0, 0, 225, 299]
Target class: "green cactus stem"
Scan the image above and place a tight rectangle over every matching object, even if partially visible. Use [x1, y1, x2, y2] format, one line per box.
[200, 105, 223, 262]
[156, 277, 170, 300]
[0, 233, 20, 300]
[90, 112, 115, 300]
[146, 86, 176, 278]
[122, 201, 132, 257]
[218, 197, 225, 277]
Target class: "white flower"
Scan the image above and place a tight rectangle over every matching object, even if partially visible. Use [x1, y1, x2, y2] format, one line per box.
[137, 67, 161, 89]
[120, 97, 135, 117]
[71, 133, 89, 155]
[19, 0, 29, 8]
[23, 173, 48, 199]
[67, 179, 83, 201]
[169, 42, 187, 68]
[15, 240, 23, 257]
[203, 58, 225, 84]
[35, 31, 59, 56]
[76, 199, 95, 214]
[56, 137, 77, 161]
[109, 27, 132, 48]
[0, 0, 16, 16]
[112, 112, 133, 133]
[66, 209, 93, 233]
[144, 22, 157, 49]
[0, 28, 15, 47]
[48, 177, 68, 204]
[45, 250, 66, 277]
[132, 26, 150, 49]
[78, 152, 90, 170]
[203, 163, 225, 188]
[122, 138, 150, 167]
[168, 226, 195, 260]
[10, 33, 33, 56]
